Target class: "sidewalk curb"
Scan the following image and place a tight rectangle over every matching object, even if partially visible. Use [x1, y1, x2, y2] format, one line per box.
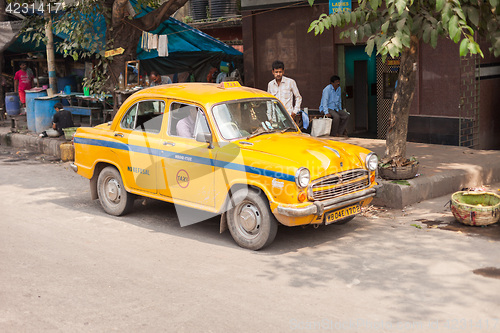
[0, 131, 62, 159]
[373, 164, 500, 208]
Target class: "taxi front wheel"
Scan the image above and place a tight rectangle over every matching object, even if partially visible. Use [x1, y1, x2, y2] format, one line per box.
[227, 189, 278, 250]
[97, 166, 135, 216]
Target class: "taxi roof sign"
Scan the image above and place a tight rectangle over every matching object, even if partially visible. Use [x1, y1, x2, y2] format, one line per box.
[217, 81, 241, 89]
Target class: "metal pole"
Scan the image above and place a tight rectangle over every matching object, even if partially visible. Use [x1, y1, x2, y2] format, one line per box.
[0, 0, 6, 119]
[44, 0, 57, 93]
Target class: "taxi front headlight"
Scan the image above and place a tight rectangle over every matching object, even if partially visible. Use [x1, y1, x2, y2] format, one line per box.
[365, 153, 378, 171]
[295, 167, 310, 189]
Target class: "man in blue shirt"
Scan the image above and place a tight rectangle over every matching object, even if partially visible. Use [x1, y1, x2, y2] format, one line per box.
[319, 75, 350, 137]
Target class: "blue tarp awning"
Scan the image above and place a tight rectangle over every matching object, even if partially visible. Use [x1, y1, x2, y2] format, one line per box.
[137, 16, 242, 59]
[133, 1, 241, 60]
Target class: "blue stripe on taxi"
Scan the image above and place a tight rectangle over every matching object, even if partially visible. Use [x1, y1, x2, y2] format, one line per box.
[74, 137, 295, 182]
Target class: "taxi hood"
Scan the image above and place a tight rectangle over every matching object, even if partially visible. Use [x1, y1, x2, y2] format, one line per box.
[236, 133, 370, 178]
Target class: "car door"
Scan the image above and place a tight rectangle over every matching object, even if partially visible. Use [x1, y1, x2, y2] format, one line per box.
[113, 99, 166, 193]
[157, 101, 215, 208]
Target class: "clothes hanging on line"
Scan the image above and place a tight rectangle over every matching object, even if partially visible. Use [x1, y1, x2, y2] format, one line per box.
[141, 32, 168, 56]
[158, 34, 168, 57]
[148, 33, 157, 50]
[141, 32, 158, 51]
[141, 31, 149, 50]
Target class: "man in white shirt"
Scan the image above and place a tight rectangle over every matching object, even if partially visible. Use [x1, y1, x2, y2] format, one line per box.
[267, 60, 302, 117]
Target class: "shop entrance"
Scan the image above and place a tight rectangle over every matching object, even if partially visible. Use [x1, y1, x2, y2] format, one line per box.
[341, 45, 377, 137]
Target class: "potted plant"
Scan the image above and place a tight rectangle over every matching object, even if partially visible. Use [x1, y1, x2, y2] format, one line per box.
[378, 156, 419, 180]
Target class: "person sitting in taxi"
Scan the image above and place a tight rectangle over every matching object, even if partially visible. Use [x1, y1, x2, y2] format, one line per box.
[176, 107, 197, 138]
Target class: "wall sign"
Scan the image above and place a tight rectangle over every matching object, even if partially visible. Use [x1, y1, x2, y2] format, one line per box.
[329, 0, 352, 14]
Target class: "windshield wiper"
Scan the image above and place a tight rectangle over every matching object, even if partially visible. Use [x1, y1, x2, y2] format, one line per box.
[280, 127, 296, 133]
[246, 126, 272, 140]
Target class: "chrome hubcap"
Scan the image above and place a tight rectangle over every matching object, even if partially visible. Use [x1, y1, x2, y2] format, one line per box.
[106, 178, 121, 203]
[238, 203, 261, 235]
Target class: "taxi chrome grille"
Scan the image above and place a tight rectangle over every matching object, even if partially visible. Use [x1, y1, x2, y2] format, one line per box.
[308, 169, 370, 201]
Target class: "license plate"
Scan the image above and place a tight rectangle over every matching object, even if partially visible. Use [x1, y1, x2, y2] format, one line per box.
[325, 204, 361, 224]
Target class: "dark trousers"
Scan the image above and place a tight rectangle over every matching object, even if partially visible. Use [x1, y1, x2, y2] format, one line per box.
[328, 109, 350, 136]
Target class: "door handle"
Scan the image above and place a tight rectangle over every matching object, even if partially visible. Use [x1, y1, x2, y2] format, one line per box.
[163, 141, 175, 146]
[114, 133, 124, 137]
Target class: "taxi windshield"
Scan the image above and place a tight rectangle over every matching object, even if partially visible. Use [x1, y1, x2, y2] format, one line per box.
[212, 99, 297, 140]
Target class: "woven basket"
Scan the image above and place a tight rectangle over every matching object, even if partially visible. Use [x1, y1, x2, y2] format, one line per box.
[63, 127, 78, 140]
[451, 191, 500, 226]
[379, 161, 419, 180]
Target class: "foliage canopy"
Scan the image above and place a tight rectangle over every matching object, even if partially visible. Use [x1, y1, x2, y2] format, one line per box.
[308, 0, 500, 59]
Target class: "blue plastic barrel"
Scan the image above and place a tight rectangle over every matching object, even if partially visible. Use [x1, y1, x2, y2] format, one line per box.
[5, 92, 20, 115]
[34, 96, 61, 133]
[25, 89, 48, 132]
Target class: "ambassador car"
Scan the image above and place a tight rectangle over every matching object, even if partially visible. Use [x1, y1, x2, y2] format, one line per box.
[70, 82, 378, 250]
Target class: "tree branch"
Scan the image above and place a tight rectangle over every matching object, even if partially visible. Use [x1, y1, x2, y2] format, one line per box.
[134, 0, 189, 32]
[112, 0, 131, 27]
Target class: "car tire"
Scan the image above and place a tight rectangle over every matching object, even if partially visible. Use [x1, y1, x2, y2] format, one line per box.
[97, 166, 134, 216]
[227, 188, 278, 250]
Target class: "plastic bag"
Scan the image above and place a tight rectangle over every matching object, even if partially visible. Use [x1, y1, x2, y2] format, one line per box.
[310, 116, 332, 137]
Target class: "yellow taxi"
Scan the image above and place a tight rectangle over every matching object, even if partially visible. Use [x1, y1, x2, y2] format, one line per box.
[71, 82, 378, 250]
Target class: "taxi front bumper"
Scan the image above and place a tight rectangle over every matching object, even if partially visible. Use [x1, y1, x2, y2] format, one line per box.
[277, 187, 378, 217]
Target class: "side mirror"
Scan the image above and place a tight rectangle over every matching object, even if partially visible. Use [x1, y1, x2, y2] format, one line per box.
[196, 132, 213, 148]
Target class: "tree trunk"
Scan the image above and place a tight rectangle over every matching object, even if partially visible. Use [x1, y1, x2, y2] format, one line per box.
[105, 0, 189, 91]
[384, 35, 419, 166]
[43, 0, 57, 93]
[106, 23, 142, 90]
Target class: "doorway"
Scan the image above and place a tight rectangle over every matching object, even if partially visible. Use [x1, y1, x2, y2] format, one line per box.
[354, 60, 368, 131]
[342, 45, 377, 137]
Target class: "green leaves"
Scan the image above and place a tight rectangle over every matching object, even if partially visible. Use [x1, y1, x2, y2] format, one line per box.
[366, 37, 375, 55]
[309, 14, 337, 35]
[436, 0, 445, 12]
[430, 28, 438, 48]
[459, 38, 469, 56]
[395, 0, 407, 15]
[309, 0, 496, 58]
[391, 35, 402, 49]
[350, 28, 358, 44]
[370, 0, 379, 11]
[422, 25, 432, 43]
[464, 6, 480, 28]
[448, 15, 459, 41]
[381, 20, 390, 34]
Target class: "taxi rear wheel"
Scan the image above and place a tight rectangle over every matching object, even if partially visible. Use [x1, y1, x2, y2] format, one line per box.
[97, 166, 134, 216]
[227, 188, 278, 250]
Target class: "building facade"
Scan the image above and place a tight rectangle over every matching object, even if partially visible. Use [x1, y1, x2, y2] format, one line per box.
[241, 0, 500, 149]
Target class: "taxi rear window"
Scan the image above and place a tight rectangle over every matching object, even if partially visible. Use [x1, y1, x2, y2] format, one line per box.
[120, 100, 165, 133]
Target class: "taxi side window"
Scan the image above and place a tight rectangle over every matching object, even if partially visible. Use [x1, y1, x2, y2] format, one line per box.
[195, 111, 210, 136]
[120, 100, 165, 133]
[121, 104, 138, 130]
[169, 102, 209, 138]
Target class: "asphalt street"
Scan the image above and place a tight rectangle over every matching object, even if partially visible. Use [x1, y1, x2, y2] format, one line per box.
[1, 146, 499, 333]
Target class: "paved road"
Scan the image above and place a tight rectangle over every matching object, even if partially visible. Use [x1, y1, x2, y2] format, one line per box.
[1, 147, 499, 332]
